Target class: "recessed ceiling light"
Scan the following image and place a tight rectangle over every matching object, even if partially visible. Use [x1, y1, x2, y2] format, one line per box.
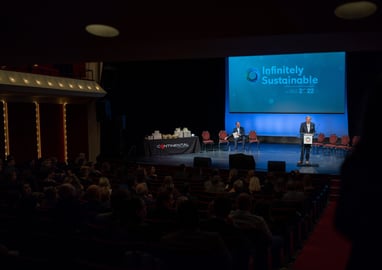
[335, 1, 378, 19]
[85, 24, 120, 38]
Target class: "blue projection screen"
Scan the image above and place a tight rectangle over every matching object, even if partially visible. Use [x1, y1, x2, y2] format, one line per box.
[228, 52, 346, 114]
[225, 52, 349, 138]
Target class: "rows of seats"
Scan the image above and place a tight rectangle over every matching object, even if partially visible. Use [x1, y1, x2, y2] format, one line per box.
[145, 164, 331, 269]
[0, 161, 331, 270]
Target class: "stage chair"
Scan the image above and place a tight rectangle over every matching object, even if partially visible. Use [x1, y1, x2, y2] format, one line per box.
[201, 130, 214, 152]
[247, 130, 260, 152]
[218, 130, 229, 151]
[337, 135, 360, 155]
[312, 133, 325, 154]
[322, 134, 338, 155]
[334, 135, 351, 156]
[350, 135, 361, 149]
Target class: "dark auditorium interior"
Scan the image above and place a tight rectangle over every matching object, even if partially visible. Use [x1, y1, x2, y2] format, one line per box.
[0, 1, 381, 269]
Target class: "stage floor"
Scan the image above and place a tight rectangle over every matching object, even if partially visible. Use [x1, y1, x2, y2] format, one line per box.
[134, 143, 345, 175]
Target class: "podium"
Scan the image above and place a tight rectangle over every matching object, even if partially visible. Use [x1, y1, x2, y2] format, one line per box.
[303, 133, 313, 144]
[297, 133, 319, 168]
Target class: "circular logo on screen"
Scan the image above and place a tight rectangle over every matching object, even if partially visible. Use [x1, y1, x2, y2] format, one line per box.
[246, 68, 259, 82]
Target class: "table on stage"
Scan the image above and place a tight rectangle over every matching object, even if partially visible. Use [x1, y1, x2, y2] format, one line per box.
[144, 136, 201, 156]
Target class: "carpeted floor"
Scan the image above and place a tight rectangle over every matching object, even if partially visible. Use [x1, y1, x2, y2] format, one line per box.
[290, 201, 352, 270]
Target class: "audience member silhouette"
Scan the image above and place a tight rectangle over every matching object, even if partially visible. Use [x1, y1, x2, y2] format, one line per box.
[146, 190, 178, 222]
[53, 183, 85, 233]
[146, 165, 158, 181]
[204, 174, 226, 193]
[229, 192, 284, 270]
[160, 199, 233, 270]
[157, 175, 181, 199]
[81, 184, 109, 224]
[334, 73, 382, 270]
[111, 195, 157, 243]
[200, 196, 252, 270]
[172, 163, 190, 180]
[280, 178, 306, 202]
[224, 168, 240, 192]
[135, 182, 155, 208]
[92, 187, 132, 234]
[247, 169, 261, 194]
[227, 179, 247, 200]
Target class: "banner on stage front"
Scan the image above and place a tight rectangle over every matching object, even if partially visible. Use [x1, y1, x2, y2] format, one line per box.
[304, 133, 313, 144]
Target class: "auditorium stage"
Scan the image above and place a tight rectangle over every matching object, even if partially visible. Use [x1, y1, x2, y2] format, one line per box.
[134, 143, 346, 175]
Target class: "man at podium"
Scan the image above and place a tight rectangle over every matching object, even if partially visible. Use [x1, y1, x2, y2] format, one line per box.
[298, 115, 316, 165]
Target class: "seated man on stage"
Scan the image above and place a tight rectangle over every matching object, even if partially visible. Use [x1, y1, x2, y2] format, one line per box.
[299, 115, 316, 165]
[226, 121, 246, 151]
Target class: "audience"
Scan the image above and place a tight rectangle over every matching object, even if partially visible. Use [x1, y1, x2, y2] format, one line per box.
[146, 190, 177, 222]
[146, 165, 158, 181]
[247, 169, 261, 194]
[157, 175, 181, 199]
[204, 174, 225, 193]
[135, 182, 155, 208]
[224, 168, 240, 191]
[160, 199, 233, 270]
[227, 179, 246, 198]
[173, 163, 190, 180]
[281, 179, 306, 202]
[112, 195, 156, 242]
[0, 152, 332, 270]
[200, 196, 252, 270]
[229, 192, 284, 270]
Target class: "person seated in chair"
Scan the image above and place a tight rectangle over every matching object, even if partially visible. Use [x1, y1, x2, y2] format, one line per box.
[227, 121, 246, 150]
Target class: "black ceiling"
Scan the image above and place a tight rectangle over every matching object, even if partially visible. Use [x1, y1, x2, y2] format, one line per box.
[1, 0, 382, 65]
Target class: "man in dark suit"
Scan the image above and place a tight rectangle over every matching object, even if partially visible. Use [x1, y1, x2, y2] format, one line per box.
[231, 121, 246, 150]
[299, 115, 316, 164]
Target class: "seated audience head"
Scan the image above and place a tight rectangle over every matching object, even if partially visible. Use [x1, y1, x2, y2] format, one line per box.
[176, 199, 200, 229]
[235, 192, 252, 211]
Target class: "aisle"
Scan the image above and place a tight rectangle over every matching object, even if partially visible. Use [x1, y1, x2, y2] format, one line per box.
[290, 201, 351, 270]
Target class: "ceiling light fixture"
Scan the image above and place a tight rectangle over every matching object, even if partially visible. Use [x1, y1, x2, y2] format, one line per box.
[85, 24, 120, 38]
[335, 1, 378, 19]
